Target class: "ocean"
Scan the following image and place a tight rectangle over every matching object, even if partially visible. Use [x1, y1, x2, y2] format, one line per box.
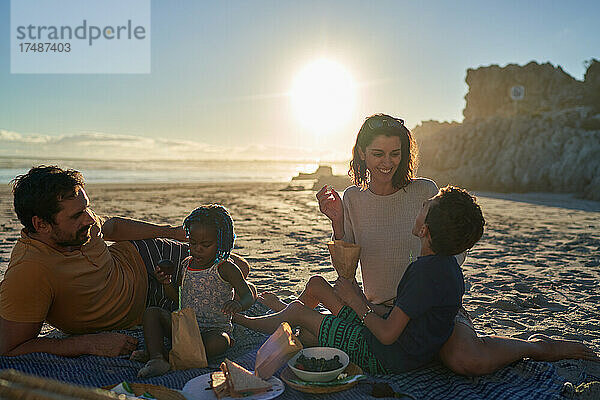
[0, 157, 350, 184]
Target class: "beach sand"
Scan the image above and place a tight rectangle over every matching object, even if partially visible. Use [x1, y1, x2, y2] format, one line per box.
[0, 182, 599, 372]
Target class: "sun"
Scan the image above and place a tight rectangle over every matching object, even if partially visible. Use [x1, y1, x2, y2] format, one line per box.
[291, 59, 356, 135]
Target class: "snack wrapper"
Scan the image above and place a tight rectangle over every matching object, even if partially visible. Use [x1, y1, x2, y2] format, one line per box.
[254, 322, 303, 379]
[169, 307, 208, 370]
[327, 240, 361, 280]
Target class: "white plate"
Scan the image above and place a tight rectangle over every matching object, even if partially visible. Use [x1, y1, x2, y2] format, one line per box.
[182, 371, 284, 400]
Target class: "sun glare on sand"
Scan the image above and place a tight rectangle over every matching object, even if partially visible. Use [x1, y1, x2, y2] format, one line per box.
[291, 59, 356, 135]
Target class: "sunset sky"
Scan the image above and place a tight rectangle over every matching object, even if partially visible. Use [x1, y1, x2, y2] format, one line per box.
[0, 0, 598, 161]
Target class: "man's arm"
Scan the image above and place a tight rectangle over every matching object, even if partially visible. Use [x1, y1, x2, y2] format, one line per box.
[101, 217, 186, 242]
[0, 317, 137, 357]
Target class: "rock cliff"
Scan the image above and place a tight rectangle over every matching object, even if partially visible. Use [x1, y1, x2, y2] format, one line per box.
[415, 60, 600, 200]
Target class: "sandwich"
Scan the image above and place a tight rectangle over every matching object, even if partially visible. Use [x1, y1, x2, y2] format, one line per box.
[210, 358, 272, 398]
[210, 370, 229, 399]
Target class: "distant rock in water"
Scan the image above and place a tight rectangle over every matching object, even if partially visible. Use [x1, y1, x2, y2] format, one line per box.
[284, 165, 351, 192]
[292, 165, 333, 180]
[414, 60, 600, 201]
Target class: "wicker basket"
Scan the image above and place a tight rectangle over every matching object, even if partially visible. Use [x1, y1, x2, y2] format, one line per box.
[104, 383, 186, 400]
[0, 369, 118, 400]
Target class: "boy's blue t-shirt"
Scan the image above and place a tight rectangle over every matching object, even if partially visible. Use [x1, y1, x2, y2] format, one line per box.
[364, 254, 464, 372]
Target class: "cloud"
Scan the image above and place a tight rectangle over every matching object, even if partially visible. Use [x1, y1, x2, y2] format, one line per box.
[0, 129, 348, 162]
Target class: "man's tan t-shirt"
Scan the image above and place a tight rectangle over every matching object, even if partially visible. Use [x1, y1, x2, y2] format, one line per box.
[0, 223, 148, 334]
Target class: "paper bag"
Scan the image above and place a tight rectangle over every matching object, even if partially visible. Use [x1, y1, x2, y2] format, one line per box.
[254, 322, 302, 379]
[169, 307, 208, 370]
[327, 240, 361, 280]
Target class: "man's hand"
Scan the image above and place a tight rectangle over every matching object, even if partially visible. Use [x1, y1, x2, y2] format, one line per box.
[84, 332, 138, 357]
[170, 225, 187, 242]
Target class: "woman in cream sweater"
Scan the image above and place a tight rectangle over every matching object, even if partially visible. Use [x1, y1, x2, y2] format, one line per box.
[260, 113, 594, 375]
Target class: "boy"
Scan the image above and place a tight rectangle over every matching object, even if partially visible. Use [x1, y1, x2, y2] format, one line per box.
[234, 185, 485, 373]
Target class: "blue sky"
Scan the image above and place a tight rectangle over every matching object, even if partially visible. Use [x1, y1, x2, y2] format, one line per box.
[0, 0, 598, 160]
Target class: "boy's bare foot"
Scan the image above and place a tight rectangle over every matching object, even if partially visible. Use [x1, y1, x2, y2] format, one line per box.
[257, 291, 287, 312]
[130, 349, 149, 363]
[138, 357, 170, 378]
[527, 334, 599, 362]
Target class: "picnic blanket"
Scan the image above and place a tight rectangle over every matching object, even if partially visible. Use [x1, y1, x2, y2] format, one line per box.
[1, 303, 598, 400]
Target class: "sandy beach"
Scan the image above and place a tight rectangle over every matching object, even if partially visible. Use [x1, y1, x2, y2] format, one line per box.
[1, 181, 599, 369]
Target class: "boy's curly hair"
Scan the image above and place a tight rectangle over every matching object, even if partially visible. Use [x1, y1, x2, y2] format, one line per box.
[425, 186, 485, 256]
[183, 204, 235, 262]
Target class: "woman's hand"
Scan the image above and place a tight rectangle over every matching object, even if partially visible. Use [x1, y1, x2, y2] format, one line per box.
[334, 277, 364, 308]
[316, 186, 345, 238]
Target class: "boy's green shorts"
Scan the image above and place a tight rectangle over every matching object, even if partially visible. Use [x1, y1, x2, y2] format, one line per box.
[318, 305, 388, 375]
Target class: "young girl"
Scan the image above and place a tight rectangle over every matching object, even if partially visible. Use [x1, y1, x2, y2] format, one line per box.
[134, 204, 255, 378]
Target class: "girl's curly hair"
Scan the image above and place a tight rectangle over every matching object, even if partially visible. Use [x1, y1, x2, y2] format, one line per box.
[183, 204, 235, 262]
